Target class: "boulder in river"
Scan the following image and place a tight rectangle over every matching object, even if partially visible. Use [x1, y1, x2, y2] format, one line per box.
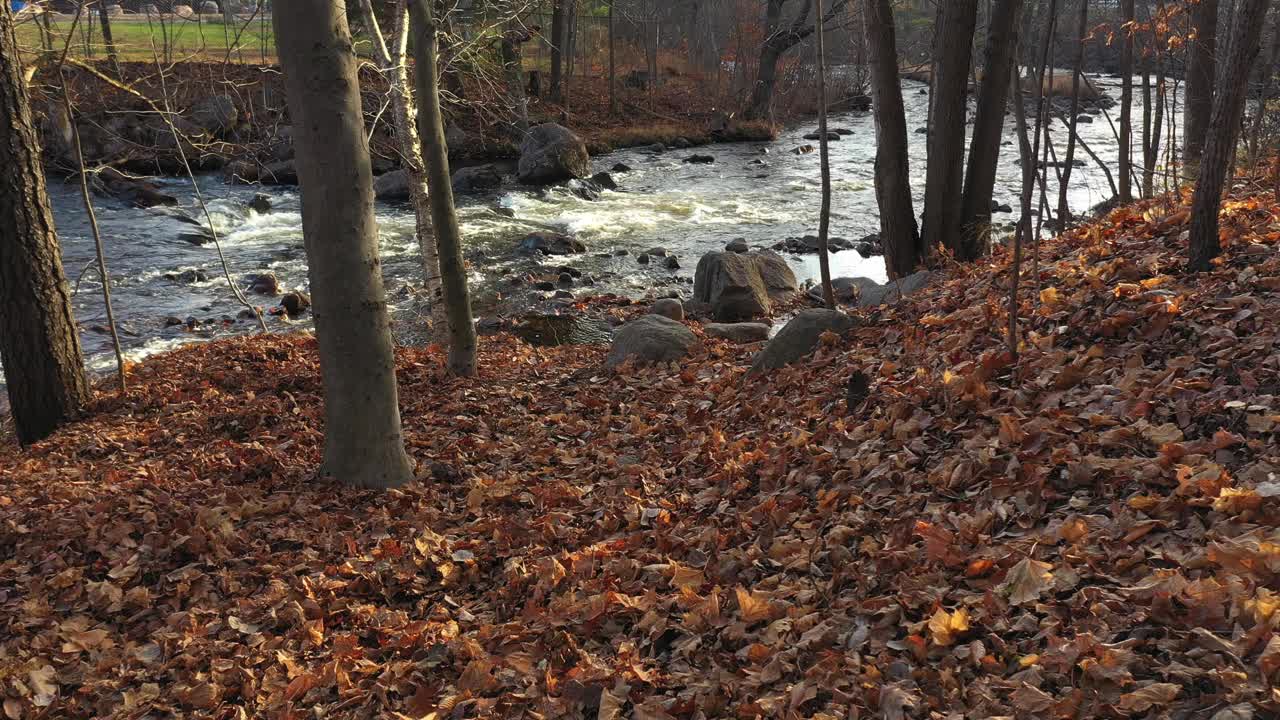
[280, 291, 311, 316]
[650, 298, 685, 321]
[693, 250, 797, 321]
[704, 322, 770, 343]
[611, 162, 633, 173]
[792, 145, 815, 155]
[517, 123, 590, 184]
[726, 238, 749, 253]
[683, 154, 715, 164]
[260, 160, 298, 185]
[749, 309, 856, 375]
[516, 231, 586, 256]
[164, 268, 209, 284]
[806, 276, 881, 304]
[605, 315, 701, 369]
[374, 170, 412, 201]
[452, 164, 503, 193]
[589, 171, 618, 190]
[802, 131, 841, 141]
[246, 272, 281, 296]
[248, 193, 272, 213]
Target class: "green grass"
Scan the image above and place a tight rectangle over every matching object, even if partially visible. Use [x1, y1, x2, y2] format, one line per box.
[12, 13, 276, 63]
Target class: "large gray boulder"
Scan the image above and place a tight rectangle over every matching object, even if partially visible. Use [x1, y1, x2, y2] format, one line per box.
[189, 95, 239, 136]
[749, 309, 855, 374]
[374, 170, 412, 201]
[806, 276, 882, 304]
[704, 322, 770, 343]
[517, 123, 590, 184]
[693, 250, 798, 321]
[605, 315, 701, 368]
[516, 231, 586, 256]
[856, 270, 933, 308]
[452, 164, 503, 193]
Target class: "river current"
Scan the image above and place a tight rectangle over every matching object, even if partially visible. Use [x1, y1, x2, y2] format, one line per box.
[44, 76, 1151, 374]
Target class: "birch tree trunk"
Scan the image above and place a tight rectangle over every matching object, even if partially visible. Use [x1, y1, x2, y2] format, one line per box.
[273, 0, 415, 488]
[0, 4, 90, 445]
[358, 0, 444, 332]
[410, 0, 478, 376]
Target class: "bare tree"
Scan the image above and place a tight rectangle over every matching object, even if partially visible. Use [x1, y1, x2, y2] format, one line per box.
[815, 0, 834, 308]
[744, 0, 847, 120]
[1118, 0, 1135, 202]
[411, 0, 478, 376]
[550, 0, 567, 102]
[1055, 0, 1089, 224]
[865, 0, 923, 278]
[921, 0, 979, 256]
[0, 4, 91, 445]
[273, 0, 415, 488]
[1187, 0, 1273, 270]
[1183, 0, 1219, 176]
[960, 0, 1024, 258]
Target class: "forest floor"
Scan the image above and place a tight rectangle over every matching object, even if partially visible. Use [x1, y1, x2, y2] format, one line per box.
[3, 172, 1280, 718]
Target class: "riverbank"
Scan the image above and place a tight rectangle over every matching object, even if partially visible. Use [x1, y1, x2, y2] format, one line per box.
[4, 173, 1280, 717]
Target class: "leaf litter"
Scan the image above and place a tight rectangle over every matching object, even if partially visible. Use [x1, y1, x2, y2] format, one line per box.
[2, 180, 1280, 717]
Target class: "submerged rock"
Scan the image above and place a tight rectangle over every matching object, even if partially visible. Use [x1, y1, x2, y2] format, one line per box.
[248, 193, 272, 213]
[280, 291, 311, 316]
[683, 154, 715, 164]
[802, 131, 841, 141]
[374, 169, 412, 201]
[164, 268, 209, 284]
[246, 272, 280, 296]
[518, 123, 590, 184]
[516, 232, 586, 256]
[452, 164, 504, 193]
[605, 315, 701, 368]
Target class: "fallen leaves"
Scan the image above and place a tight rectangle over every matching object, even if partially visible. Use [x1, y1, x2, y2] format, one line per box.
[1002, 558, 1055, 606]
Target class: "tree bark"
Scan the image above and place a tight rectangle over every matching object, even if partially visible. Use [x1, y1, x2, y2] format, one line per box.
[1118, 0, 1135, 202]
[1246, 16, 1280, 166]
[865, 0, 923, 278]
[1187, 0, 1272, 271]
[0, 5, 90, 445]
[97, 1, 118, 63]
[608, 0, 617, 113]
[921, 0, 979, 256]
[1183, 0, 1218, 176]
[1055, 0, 1089, 224]
[550, 0, 565, 102]
[959, 0, 1024, 259]
[273, 0, 414, 488]
[815, 0, 834, 308]
[410, 0, 478, 377]
[357, 0, 444, 332]
[744, 0, 844, 120]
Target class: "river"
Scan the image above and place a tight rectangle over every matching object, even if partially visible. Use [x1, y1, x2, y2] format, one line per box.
[45, 75, 1150, 374]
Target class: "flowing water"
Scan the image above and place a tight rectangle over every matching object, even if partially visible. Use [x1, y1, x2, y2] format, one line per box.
[42, 76, 1153, 374]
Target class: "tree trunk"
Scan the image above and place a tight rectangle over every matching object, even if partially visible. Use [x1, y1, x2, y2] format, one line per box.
[959, 0, 1024, 258]
[1246, 16, 1279, 166]
[865, 0, 923, 278]
[358, 0, 444, 334]
[1055, 0, 1089, 224]
[745, 40, 784, 120]
[273, 0, 414, 488]
[815, 0, 834, 308]
[921, 0, 979, 256]
[608, 0, 617, 113]
[1118, 0, 1135, 202]
[410, 0, 478, 377]
[1183, 0, 1218, 176]
[97, 1, 118, 63]
[1144, 65, 1165, 198]
[1187, 0, 1272, 271]
[550, 0, 565, 102]
[0, 5, 90, 446]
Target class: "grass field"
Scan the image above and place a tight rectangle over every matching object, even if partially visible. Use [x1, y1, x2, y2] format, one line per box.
[12, 12, 278, 63]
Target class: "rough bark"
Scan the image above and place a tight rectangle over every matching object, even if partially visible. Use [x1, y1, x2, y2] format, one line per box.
[410, 0, 478, 377]
[1183, 0, 1218, 176]
[97, 1, 118, 63]
[744, 0, 845, 120]
[865, 0, 923, 278]
[357, 0, 444, 332]
[273, 0, 414, 488]
[550, 0, 565, 102]
[1187, 0, 1272, 271]
[1246, 17, 1280, 166]
[815, 0, 834, 308]
[0, 5, 90, 445]
[608, 0, 617, 113]
[1055, 0, 1089, 224]
[1119, 0, 1135, 202]
[959, 0, 1024, 259]
[921, 0, 979, 256]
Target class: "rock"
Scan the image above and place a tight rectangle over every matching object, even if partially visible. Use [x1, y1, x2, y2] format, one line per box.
[172, 5, 194, 19]
[613, 249, 629, 256]
[637, 143, 666, 153]
[248, 193, 272, 213]
[517, 123, 591, 184]
[650, 298, 685, 321]
[605, 315, 701, 368]
[516, 231, 586, 255]
[750, 251, 798, 296]
[589, 171, 617, 190]
[726, 238, 749, 253]
[164, 316, 184, 327]
[374, 170, 412, 201]
[833, 127, 854, 136]
[915, 127, 928, 134]
[190, 95, 240, 137]
[566, 179, 602, 201]
[773, 235, 856, 253]
[802, 131, 841, 141]
[280, 291, 310, 316]
[683, 154, 715, 164]
[664, 255, 680, 270]
[692, 252, 769, 321]
[670, 137, 693, 149]
[199, 1, 220, 13]
[225, 159, 259, 183]
[993, 202, 1013, 213]
[748, 159, 768, 166]
[645, 247, 669, 257]
[556, 266, 582, 278]
[246, 272, 280, 296]
[611, 162, 633, 173]
[856, 270, 933, 307]
[638, 253, 651, 265]
[535, 280, 556, 291]
[749, 309, 856, 374]
[260, 159, 297, 185]
[792, 145, 815, 155]
[1076, 114, 1094, 123]
[164, 268, 208, 283]
[558, 272, 574, 284]
[703, 322, 770, 343]
[445, 124, 470, 150]
[807, 276, 880, 303]
[452, 164, 503, 193]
